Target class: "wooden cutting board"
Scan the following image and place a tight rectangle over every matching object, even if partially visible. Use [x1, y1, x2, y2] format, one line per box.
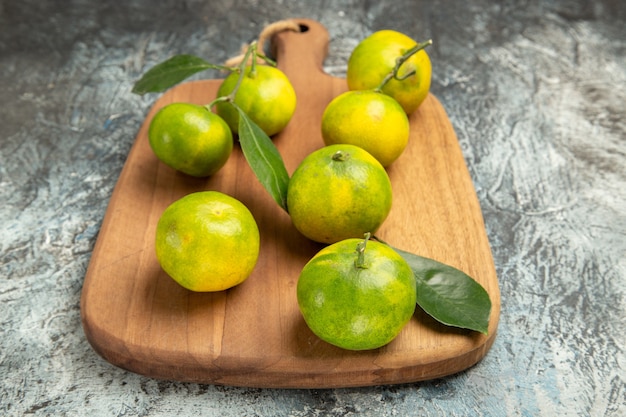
[80, 19, 501, 388]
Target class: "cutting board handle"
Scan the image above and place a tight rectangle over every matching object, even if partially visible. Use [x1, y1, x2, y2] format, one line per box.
[271, 19, 331, 80]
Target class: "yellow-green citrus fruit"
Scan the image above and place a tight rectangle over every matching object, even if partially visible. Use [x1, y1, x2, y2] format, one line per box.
[148, 103, 233, 177]
[155, 191, 260, 292]
[297, 237, 416, 350]
[321, 90, 410, 167]
[287, 144, 392, 244]
[347, 30, 432, 115]
[215, 65, 297, 136]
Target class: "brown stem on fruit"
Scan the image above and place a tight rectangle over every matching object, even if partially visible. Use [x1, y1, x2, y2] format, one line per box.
[331, 150, 350, 162]
[355, 233, 372, 269]
[374, 39, 433, 92]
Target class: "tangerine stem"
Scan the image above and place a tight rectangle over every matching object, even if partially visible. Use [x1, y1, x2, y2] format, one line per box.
[257, 52, 277, 67]
[374, 39, 433, 92]
[205, 95, 230, 111]
[248, 42, 258, 78]
[355, 233, 372, 269]
[220, 41, 258, 105]
[213, 41, 271, 108]
[331, 150, 350, 162]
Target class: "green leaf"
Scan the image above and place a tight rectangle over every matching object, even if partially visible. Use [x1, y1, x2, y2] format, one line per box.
[393, 247, 492, 334]
[132, 54, 223, 95]
[235, 107, 290, 211]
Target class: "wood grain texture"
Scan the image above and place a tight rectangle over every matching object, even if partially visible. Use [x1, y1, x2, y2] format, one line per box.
[80, 19, 500, 388]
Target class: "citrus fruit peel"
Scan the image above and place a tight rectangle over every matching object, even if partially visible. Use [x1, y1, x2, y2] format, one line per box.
[155, 191, 260, 292]
[148, 103, 233, 177]
[287, 144, 393, 244]
[347, 30, 433, 114]
[297, 234, 417, 351]
[321, 90, 410, 167]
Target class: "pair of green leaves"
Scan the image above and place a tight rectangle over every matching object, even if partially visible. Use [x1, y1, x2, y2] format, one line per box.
[132, 54, 491, 335]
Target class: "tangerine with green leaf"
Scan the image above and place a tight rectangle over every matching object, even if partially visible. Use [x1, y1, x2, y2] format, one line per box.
[347, 30, 432, 115]
[297, 235, 417, 350]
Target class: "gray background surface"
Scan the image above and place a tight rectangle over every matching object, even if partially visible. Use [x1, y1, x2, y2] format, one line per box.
[1, 1, 624, 416]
